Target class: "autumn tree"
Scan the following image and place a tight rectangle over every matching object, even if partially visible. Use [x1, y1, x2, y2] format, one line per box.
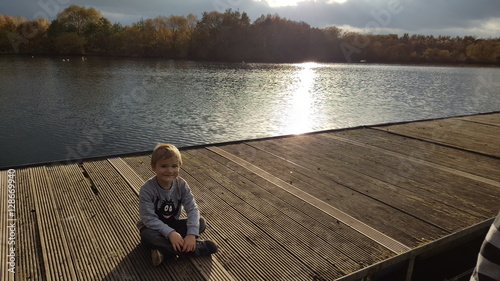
[128, 18, 157, 56]
[338, 31, 366, 62]
[16, 18, 50, 54]
[0, 15, 49, 54]
[1, 7, 499, 64]
[163, 14, 197, 58]
[56, 5, 101, 35]
[466, 39, 500, 63]
[0, 15, 21, 53]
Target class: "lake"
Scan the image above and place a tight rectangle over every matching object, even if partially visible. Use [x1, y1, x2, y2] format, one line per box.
[1, 57, 499, 168]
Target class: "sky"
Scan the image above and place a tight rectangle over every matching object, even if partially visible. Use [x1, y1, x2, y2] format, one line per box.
[1, 0, 499, 38]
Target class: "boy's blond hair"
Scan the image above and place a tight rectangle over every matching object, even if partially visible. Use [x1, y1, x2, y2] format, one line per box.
[150, 143, 183, 167]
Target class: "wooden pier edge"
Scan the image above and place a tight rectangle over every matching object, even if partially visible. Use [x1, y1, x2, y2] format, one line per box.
[2, 110, 499, 171]
[336, 217, 494, 281]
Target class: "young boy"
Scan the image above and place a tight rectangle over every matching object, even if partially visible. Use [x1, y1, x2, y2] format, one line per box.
[137, 143, 217, 266]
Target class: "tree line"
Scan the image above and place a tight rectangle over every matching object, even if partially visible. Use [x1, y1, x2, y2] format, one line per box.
[1, 5, 499, 64]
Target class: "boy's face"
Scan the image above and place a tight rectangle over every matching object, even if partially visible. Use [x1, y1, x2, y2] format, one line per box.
[152, 157, 180, 189]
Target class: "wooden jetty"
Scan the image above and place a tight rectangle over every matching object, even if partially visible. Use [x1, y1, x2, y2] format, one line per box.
[1, 112, 499, 281]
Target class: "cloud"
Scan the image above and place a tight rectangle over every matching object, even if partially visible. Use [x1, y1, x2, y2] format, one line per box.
[99, 11, 143, 25]
[245, 0, 500, 37]
[0, 0, 498, 37]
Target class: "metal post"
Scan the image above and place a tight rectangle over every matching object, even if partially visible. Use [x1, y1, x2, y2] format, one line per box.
[405, 255, 416, 281]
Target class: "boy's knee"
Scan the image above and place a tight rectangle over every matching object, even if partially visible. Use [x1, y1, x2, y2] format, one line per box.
[140, 227, 167, 248]
[199, 217, 207, 234]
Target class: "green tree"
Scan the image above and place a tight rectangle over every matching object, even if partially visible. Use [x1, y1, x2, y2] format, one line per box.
[84, 18, 123, 55]
[318, 26, 343, 61]
[190, 10, 251, 61]
[252, 14, 311, 62]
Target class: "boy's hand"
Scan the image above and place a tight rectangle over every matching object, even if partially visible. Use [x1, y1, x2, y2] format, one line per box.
[182, 234, 196, 252]
[168, 231, 184, 252]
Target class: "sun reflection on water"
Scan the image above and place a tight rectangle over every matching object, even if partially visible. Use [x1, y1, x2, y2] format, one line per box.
[283, 62, 320, 134]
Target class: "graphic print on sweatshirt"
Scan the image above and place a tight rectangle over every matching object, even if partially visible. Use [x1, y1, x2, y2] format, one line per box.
[155, 197, 181, 221]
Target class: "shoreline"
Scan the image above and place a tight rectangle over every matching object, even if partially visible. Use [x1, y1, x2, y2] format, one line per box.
[2, 110, 499, 171]
[2, 53, 500, 68]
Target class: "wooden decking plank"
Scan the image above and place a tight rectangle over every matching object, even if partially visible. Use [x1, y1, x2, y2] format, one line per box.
[250, 133, 498, 223]
[16, 168, 44, 281]
[184, 149, 331, 280]
[59, 163, 138, 280]
[180, 164, 322, 281]
[459, 113, 500, 126]
[231, 139, 448, 246]
[195, 229, 264, 281]
[122, 155, 155, 180]
[315, 133, 499, 219]
[238, 135, 478, 230]
[325, 132, 500, 189]
[325, 132, 500, 204]
[108, 156, 237, 281]
[83, 160, 140, 224]
[184, 148, 393, 269]
[336, 128, 500, 183]
[206, 145, 412, 254]
[190, 256, 237, 281]
[223, 141, 435, 247]
[195, 144, 417, 253]
[107, 157, 144, 195]
[185, 173, 291, 281]
[183, 149, 353, 278]
[45, 164, 110, 280]
[440, 118, 500, 141]
[81, 160, 164, 280]
[29, 166, 78, 281]
[374, 118, 500, 158]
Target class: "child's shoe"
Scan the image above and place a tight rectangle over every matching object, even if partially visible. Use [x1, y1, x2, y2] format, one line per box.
[194, 240, 218, 256]
[151, 249, 163, 266]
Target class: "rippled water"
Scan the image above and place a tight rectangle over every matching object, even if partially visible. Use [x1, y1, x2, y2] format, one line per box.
[1, 57, 499, 168]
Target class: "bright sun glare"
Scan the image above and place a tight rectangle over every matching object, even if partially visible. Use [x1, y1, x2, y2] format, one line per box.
[284, 62, 320, 134]
[263, 0, 347, 7]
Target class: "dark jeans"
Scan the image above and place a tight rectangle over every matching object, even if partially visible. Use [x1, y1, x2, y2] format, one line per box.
[140, 217, 206, 257]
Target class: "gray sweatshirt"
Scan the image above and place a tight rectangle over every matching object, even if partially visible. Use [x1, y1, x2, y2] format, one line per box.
[136, 176, 200, 237]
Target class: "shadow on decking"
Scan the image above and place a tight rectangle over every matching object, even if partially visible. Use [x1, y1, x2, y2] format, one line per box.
[102, 244, 220, 281]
